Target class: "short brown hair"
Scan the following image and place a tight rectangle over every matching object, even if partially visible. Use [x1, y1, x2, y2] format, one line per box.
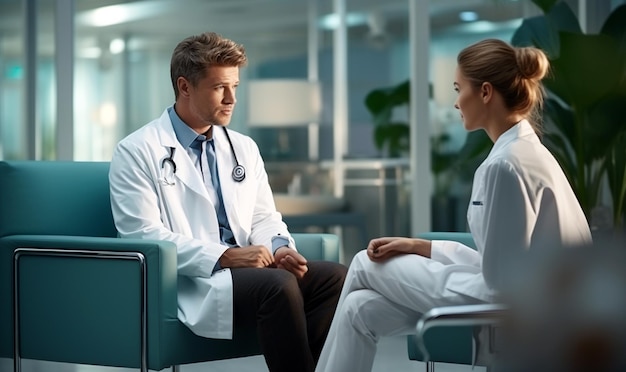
[457, 39, 550, 132]
[170, 32, 248, 99]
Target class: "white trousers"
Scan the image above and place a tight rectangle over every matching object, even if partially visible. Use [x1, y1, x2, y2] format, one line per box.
[315, 250, 482, 372]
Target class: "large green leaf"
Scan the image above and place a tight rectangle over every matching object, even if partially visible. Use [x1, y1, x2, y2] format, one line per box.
[364, 80, 411, 130]
[364, 80, 410, 116]
[545, 1, 582, 34]
[373, 123, 409, 156]
[543, 97, 575, 146]
[511, 15, 560, 57]
[511, 1, 581, 58]
[365, 89, 393, 126]
[547, 32, 623, 109]
[532, 0, 559, 13]
[601, 4, 626, 90]
[601, 4, 626, 55]
[586, 93, 626, 139]
[364, 89, 390, 116]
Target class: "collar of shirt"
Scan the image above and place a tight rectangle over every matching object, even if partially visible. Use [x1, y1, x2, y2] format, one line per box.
[167, 105, 211, 148]
[491, 119, 536, 154]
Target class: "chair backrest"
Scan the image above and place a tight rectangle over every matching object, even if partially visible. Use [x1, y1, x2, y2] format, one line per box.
[0, 161, 117, 359]
[0, 161, 117, 239]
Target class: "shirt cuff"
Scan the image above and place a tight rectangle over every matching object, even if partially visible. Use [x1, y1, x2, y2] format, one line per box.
[271, 235, 290, 254]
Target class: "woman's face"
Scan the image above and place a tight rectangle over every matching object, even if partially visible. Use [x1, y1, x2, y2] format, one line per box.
[453, 67, 484, 132]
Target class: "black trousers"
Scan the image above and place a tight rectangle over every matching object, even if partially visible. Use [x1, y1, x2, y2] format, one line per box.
[231, 261, 347, 372]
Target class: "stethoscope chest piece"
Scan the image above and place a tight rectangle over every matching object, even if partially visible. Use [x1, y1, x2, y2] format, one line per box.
[232, 164, 246, 182]
[222, 127, 246, 183]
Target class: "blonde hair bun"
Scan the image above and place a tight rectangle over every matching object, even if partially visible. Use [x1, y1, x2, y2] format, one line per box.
[515, 47, 550, 82]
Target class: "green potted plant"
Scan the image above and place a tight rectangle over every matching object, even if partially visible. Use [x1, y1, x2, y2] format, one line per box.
[512, 0, 626, 230]
[364, 80, 411, 158]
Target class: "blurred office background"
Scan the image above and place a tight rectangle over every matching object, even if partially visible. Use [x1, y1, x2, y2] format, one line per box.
[0, 0, 621, 259]
[1, 0, 624, 371]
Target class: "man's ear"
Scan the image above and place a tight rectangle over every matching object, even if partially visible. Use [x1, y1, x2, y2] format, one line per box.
[481, 82, 493, 103]
[177, 76, 190, 97]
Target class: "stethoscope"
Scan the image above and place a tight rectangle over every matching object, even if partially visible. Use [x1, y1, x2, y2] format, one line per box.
[159, 127, 245, 186]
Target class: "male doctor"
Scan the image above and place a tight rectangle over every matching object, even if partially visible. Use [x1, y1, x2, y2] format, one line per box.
[109, 32, 347, 372]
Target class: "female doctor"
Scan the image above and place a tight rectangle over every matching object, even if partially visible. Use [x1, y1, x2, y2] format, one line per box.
[109, 32, 346, 372]
[315, 38, 592, 372]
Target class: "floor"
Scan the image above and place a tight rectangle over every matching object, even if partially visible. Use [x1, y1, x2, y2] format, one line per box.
[0, 336, 484, 372]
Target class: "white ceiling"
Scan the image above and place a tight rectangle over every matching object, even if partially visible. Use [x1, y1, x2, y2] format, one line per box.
[0, 0, 532, 61]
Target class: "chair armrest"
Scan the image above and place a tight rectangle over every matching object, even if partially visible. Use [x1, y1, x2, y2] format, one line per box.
[2, 234, 177, 367]
[416, 303, 509, 362]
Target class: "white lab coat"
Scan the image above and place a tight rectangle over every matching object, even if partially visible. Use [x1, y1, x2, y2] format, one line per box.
[315, 120, 593, 372]
[109, 109, 295, 339]
[430, 119, 592, 300]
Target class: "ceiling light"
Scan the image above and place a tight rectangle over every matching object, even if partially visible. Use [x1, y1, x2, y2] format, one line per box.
[459, 11, 479, 22]
[318, 12, 368, 30]
[109, 38, 125, 54]
[78, 1, 171, 27]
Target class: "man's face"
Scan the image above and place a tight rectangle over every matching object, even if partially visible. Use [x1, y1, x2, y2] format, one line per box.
[185, 65, 239, 132]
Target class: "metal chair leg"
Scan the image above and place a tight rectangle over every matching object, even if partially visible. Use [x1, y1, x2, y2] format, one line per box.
[171, 366, 180, 372]
[426, 361, 435, 372]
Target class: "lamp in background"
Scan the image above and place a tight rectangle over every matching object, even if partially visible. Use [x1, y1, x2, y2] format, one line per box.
[248, 79, 321, 160]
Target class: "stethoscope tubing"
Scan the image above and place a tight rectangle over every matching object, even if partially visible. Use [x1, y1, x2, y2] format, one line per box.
[160, 127, 246, 184]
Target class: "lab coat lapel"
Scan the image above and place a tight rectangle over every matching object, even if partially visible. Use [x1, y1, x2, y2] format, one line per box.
[154, 112, 211, 202]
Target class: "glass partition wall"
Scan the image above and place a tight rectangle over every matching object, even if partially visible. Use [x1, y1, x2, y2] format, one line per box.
[0, 0, 540, 160]
[1, 0, 566, 256]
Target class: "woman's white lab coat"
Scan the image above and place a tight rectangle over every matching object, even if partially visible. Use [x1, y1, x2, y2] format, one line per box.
[315, 120, 593, 372]
[109, 109, 295, 339]
[430, 119, 592, 300]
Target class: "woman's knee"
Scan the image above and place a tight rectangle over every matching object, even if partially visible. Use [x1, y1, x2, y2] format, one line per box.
[342, 290, 380, 335]
[350, 250, 372, 271]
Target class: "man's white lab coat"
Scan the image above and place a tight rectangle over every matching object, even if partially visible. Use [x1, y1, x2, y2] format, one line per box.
[109, 109, 295, 339]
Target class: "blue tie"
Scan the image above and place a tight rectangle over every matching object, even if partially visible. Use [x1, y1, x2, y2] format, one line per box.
[199, 137, 236, 246]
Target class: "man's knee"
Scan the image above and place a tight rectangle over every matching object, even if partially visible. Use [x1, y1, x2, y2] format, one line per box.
[258, 269, 304, 309]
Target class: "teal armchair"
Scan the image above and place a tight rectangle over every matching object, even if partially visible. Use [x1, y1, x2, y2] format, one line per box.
[0, 161, 341, 371]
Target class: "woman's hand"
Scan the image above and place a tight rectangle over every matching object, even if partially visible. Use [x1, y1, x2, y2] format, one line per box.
[366, 237, 431, 262]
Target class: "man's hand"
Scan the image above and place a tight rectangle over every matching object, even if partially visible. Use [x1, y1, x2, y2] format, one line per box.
[366, 237, 431, 262]
[219, 245, 274, 268]
[274, 247, 308, 279]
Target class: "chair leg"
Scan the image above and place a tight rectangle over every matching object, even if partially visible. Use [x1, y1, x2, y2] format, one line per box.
[171, 366, 180, 372]
[425, 361, 435, 372]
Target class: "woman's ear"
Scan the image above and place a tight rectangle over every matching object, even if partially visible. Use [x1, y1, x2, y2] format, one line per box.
[481, 82, 493, 103]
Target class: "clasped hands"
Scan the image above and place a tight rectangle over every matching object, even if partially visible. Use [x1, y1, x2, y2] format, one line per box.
[220, 245, 308, 279]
